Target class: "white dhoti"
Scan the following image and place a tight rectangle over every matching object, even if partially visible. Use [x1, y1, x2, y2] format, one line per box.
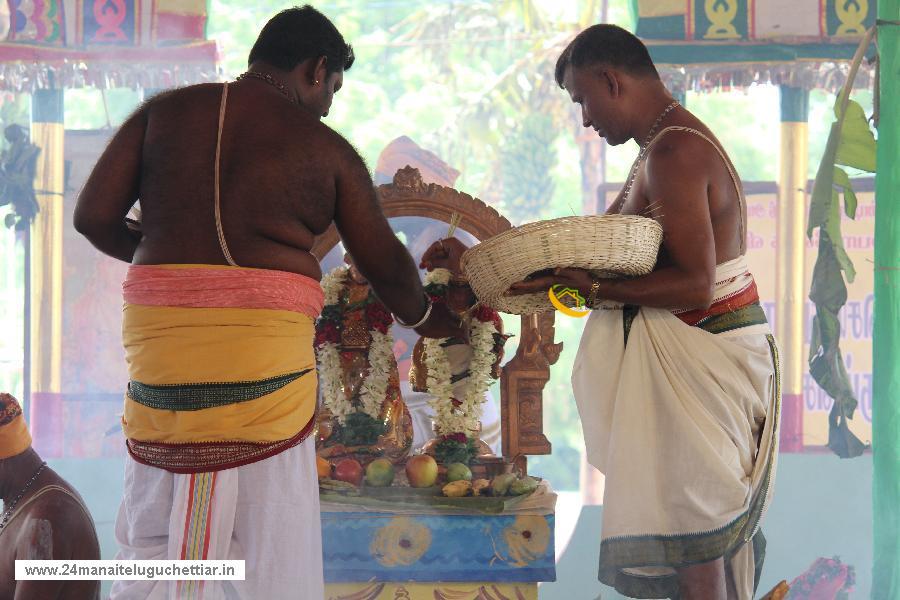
[110, 437, 324, 600]
[572, 258, 780, 599]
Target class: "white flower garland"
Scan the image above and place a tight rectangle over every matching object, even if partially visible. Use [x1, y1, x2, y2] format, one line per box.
[423, 268, 501, 437]
[358, 330, 393, 419]
[316, 266, 394, 424]
[317, 343, 349, 420]
[320, 266, 347, 306]
[427, 268, 452, 287]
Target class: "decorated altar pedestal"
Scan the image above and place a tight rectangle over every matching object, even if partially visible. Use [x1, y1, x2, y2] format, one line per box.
[320, 485, 556, 600]
[311, 168, 561, 599]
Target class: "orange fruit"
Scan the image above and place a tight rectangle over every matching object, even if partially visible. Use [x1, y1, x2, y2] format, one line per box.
[316, 456, 332, 479]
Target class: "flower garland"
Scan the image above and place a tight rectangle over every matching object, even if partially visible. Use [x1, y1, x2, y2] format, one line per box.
[316, 268, 349, 420]
[422, 268, 504, 438]
[315, 266, 395, 424]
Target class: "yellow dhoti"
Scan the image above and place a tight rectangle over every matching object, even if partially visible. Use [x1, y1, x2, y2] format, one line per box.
[111, 264, 325, 599]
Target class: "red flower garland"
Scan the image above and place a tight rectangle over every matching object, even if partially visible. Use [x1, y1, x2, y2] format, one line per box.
[315, 321, 340, 348]
[365, 301, 394, 335]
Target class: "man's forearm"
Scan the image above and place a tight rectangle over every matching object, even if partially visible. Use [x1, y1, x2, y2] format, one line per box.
[359, 240, 428, 324]
[586, 265, 714, 311]
[79, 225, 139, 263]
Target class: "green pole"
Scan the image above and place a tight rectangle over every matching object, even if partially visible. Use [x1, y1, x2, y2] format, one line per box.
[873, 1, 900, 597]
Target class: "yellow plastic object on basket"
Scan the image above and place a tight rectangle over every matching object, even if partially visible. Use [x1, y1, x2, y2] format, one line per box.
[460, 215, 662, 315]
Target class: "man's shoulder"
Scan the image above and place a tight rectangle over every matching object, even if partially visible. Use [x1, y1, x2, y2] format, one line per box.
[649, 126, 719, 158]
[309, 122, 366, 166]
[147, 83, 218, 105]
[24, 485, 95, 537]
[304, 118, 347, 145]
[142, 83, 222, 115]
[645, 126, 726, 177]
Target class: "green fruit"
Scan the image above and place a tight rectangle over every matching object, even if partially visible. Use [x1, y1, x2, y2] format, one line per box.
[365, 458, 395, 487]
[508, 476, 539, 496]
[490, 473, 517, 496]
[446, 463, 472, 483]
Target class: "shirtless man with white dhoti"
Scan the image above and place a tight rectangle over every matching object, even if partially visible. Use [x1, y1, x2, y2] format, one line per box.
[75, 6, 462, 599]
[506, 24, 780, 600]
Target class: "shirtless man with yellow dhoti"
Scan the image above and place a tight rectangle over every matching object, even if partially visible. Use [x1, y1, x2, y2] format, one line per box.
[508, 24, 781, 600]
[74, 6, 461, 598]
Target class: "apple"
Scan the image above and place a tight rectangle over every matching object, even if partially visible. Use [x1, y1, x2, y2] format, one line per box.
[365, 458, 395, 487]
[405, 454, 438, 488]
[333, 458, 364, 486]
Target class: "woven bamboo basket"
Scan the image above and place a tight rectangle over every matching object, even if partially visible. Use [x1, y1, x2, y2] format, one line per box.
[460, 215, 663, 315]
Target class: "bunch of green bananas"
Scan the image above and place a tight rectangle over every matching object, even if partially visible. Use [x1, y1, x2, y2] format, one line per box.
[500, 113, 558, 224]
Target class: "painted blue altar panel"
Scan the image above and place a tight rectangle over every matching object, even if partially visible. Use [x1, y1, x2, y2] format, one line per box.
[321, 511, 556, 583]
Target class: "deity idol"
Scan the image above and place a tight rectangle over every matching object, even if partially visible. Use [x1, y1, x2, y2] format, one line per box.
[314, 254, 413, 463]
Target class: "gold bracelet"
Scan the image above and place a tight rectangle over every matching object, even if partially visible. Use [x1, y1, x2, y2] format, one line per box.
[586, 279, 601, 309]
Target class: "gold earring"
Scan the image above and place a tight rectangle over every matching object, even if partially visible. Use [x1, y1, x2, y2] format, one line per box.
[314, 79, 320, 86]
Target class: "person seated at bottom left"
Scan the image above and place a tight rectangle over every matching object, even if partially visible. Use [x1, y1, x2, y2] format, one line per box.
[0, 393, 101, 600]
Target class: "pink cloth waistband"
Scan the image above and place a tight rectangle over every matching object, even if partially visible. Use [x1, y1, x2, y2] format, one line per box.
[123, 264, 324, 317]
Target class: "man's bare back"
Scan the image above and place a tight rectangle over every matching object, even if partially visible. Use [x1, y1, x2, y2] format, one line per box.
[75, 26, 464, 341]
[124, 82, 360, 280]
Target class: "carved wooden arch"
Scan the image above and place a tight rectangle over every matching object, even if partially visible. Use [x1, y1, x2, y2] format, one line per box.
[311, 167, 561, 470]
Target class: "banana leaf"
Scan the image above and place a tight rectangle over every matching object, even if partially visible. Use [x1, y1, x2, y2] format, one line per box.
[835, 99, 877, 172]
[806, 28, 876, 458]
[320, 485, 535, 515]
[832, 167, 858, 219]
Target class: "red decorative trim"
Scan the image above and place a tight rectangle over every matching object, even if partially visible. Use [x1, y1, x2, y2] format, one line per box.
[179, 474, 196, 560]
[748, 0, 756, 40]
[674, 279, 760, 326]
[126, 411, 316, 473]
[0, 395, 23, 426]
